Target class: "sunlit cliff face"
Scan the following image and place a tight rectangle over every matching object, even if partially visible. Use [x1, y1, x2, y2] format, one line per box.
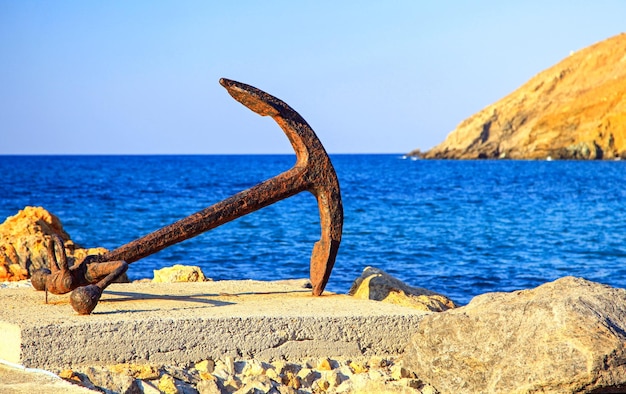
[422, 33, 626, 161]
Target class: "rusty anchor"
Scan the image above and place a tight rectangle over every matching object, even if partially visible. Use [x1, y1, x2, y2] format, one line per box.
[32, 78, 343, 315]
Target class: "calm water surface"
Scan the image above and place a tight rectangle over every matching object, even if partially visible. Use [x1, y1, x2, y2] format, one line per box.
[1, 155, 625, 304]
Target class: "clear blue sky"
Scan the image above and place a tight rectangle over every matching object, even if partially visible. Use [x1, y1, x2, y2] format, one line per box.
[1, 1, 624, 155]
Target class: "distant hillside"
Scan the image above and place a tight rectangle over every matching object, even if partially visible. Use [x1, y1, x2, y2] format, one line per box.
[416, 33, 626, 160]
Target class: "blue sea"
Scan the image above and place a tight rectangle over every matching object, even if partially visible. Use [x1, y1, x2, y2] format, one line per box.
[1, 154, 625, 305]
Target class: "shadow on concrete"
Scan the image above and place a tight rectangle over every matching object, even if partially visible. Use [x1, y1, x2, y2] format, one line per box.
[99, 290, 236, 307]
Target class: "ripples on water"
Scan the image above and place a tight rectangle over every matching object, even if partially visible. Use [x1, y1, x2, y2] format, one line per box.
[1, 155, 625, 304]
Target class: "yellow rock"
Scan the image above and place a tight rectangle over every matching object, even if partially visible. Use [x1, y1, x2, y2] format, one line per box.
[266, 367, 282, 383]
[281, 371, 301, 389]
[58, 369, 75, 379]
[325, 370, 343, 387]
[317, 357, 333, 371]
[0, 206, 110, 281]
[349, 361, 368, 374]
[367, 356, 389, 369]
[242, 359, 265, 377]
[152, 264, 207, 283]
[223, 376, 242, 391]
[108, 363, 160, 380]
[57, 369, 85, 386]
[315, 378, 330, 391]
[199, 371, 216, 381]
[157, 374, 178, 394]
[194, 359, 215, 373]
[390, 364, 412, 380]
[272, 360, 286, 374]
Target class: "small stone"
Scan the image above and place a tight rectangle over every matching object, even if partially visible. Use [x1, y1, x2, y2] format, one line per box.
[399, 377, 422, 389]
[368, 368, 386, 380]
[81, 366, 140, 393]
[313, 378, 330, 392]
[242, 359, 265, 377]
[137, 380, 162, 394]
[390, 364, 411, 380]
[296, 367, 319, 387]
[197, 378, 223, 394]
[266, 367, 280, 383]
[281, 363, 300, 375]
[337, 365, 354, 379]
[302, 358, 316, 369]
[235, 375, 273, 394]
[367, 356, 388, 369]
[58, 369, 77, 380]
[213, 357, 235, 380]
[223, 356, 236, 375]
[59, 368, 98, 390]
[317, 357, 333, 371]
[195, 359, 215, 373]
[108, 363, 160, 380]
[199, 371, 216, 381]
[223, 375, 243, 392]
[212, 366, 229, 380]
[152, 264, 207, 283]
[281, 371, 301, 390]
[420, 384, 439, 394]
[275, 383, 297, 394]
[162, 365, 199, 385]
[158, 374, 179, 394]
[349, 360, 368, 374]
[272, 360, 286, 373]
[324, 370, 344, 387]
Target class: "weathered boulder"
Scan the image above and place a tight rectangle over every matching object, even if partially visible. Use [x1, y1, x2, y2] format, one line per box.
[402, 276, 626, 393]
[152, 264, 208, 283]
[348, 266, 456, 312]
[418, 33, 626, 160]
[0, 206, 108, 281]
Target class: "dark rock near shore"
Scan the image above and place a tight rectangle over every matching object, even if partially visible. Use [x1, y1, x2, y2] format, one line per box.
[402, 276, 626, 393]
[348, 266, 456, 312]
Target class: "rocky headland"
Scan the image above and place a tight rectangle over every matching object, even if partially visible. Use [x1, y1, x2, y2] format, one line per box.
[413, 33, 626, 160]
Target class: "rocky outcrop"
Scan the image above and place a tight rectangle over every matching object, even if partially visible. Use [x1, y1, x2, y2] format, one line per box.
[418, 33, 626, 160]
[0, 206, 108, 281]
[401, 277, 626, 393]
[348, 266, 456, 312]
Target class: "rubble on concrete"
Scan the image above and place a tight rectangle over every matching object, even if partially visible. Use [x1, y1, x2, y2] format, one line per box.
[57, 356, 437, 394]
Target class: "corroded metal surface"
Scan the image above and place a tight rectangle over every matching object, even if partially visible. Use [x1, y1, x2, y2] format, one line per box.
[33, 78, 343, 314]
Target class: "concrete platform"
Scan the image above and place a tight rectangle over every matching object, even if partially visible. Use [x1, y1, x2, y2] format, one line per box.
[0, 280, 428, 369]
